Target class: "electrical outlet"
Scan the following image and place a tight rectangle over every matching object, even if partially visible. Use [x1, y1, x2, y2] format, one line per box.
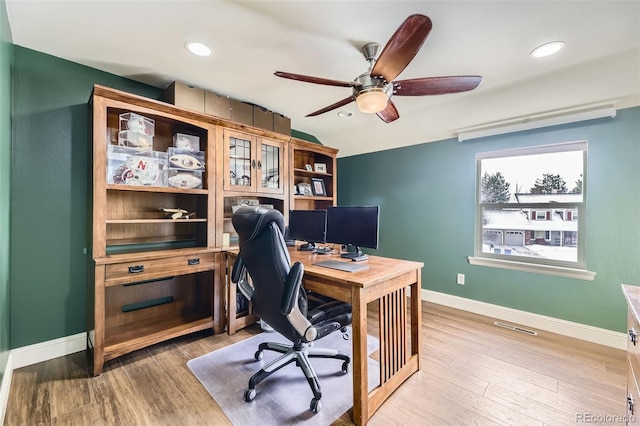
[457, 273, 465, 285]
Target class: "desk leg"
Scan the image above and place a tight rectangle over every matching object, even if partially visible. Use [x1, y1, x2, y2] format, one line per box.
[212, 252, 226, 335]
[351, 288, 368, 426]
[227, 267, 238, 335]
[410, 273, 422, 368]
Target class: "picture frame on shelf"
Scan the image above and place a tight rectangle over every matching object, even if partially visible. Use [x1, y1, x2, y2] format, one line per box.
[305, 164, 313, 171]
[314, 163, 327, 173]
[311, 178, 327, 196]
[297, 182, 313, 196]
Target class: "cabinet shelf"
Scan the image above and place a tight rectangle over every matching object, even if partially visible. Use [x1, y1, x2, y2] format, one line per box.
[104, 314, 213, 361]
[293, 195, 333, 201]
[106, 218, 207, 224]
[292, 168, 333, 177]
[107, 184, 208, 195]
[106, 235, 199, 249]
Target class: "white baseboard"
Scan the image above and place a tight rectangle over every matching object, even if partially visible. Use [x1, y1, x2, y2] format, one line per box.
[0, 352, 14, 426]
[11, 332, 86, 369]
[423, 289, 627, 350]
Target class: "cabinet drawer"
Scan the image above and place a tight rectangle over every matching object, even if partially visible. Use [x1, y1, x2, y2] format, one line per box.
[105, 253, 216, 286]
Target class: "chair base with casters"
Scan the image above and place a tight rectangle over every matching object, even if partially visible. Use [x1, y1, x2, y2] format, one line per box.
[244, 332, 351, 413]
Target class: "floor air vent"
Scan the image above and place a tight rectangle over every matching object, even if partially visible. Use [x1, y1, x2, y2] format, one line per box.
[493, 321, 538, 336]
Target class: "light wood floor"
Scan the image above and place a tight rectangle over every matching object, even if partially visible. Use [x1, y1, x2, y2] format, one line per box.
[4, 301, 627, 425]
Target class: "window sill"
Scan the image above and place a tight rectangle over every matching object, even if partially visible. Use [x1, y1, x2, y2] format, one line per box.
[467, 256, 596, 281]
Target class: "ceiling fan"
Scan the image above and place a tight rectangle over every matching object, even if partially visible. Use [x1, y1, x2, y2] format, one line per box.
[274, 14, 483, 123]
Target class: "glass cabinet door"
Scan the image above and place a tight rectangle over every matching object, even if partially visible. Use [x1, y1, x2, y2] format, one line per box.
[230, 137, 252, 187]
[258, 138, 284, 194]
[224, 130, 256, 192]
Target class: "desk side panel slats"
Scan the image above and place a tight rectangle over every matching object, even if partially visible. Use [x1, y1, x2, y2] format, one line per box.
[379, 288, 407, 383]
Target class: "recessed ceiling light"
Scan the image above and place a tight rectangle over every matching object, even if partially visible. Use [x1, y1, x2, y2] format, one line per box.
[337, 111, 353, 118]
[530, 41, 565, 58]
[185, 41, 212, 57]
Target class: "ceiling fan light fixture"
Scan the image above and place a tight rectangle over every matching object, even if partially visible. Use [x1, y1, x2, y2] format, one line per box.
[355, 88, 388, 114]
[185, 41, 212, 57]
[530, 41, 565, 58]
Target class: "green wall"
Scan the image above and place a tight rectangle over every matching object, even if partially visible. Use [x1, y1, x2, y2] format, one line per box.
[0, 0, 12, 380]
[10, 46, 161, 348]
[338, 108, 640, 332]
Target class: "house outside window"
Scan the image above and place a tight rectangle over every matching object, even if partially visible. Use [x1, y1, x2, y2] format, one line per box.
[471, 141, 592, 279]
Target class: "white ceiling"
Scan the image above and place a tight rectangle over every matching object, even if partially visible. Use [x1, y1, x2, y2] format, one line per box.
[5, 1, 640, 157]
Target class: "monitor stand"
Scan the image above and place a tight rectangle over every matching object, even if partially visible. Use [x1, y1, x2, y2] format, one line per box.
[340, 246, 368, 261]
[314, 246, 332, 254]
[298, 242, 317, 251]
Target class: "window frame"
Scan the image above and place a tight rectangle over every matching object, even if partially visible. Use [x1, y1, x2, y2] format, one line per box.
[470, 141, 595, 280]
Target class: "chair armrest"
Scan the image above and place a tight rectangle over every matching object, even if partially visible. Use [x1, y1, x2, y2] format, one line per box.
[231, 256, 245, 283]
[281, 262, 303, 314]
[282, 262, 317, 342]
[231, 256, 254, 300]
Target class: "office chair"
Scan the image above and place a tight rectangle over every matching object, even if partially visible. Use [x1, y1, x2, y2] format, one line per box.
[231, 206, 352, 413]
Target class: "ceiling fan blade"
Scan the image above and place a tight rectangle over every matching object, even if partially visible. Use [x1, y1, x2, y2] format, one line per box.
[306, 96, 354, 117]
[376, 98, 400, 123]
[371, 14, 432, 83]
[393, 76, 483, 96]
[275, 71, 361, 88]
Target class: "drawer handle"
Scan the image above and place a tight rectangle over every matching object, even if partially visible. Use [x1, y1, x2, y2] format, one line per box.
[188, 258, 200, 266]
[628, 394, 635, 415]
[128, 265, 144, 274]
[630, 328, 637, 345]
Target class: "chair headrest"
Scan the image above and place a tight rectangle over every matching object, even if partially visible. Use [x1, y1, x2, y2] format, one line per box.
[232, 206, 285, 241]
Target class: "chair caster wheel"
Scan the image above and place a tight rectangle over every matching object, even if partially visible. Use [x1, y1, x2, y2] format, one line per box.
[244, 388, 256, 402]
[310, 397, 322, 413]
[341, 361, 350, 374]
[342, 332, 350, 340]
[254, 350, 263, 361]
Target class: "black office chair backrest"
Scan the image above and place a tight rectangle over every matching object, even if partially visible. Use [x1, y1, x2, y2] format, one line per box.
[232, 206, 306, 341]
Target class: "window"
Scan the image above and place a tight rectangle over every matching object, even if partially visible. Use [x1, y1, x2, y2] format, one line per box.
[535, 211, 547, 220]
[471, 141, 594, 280]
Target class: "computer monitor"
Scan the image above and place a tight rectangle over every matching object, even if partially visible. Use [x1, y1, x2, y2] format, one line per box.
[287, 209, 327, 251]
[325, 206, 379, 260]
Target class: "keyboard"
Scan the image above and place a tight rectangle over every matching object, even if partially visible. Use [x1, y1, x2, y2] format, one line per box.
[312, 259, 369, 273]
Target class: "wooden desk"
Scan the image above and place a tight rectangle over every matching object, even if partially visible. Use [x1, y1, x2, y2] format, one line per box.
[227, 249, 423, 425]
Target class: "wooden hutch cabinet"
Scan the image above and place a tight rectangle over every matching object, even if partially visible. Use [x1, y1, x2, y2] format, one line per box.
[88, 85, 230, 376]
[88, 85, 339, 361]
[290, 137, 338, 210]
